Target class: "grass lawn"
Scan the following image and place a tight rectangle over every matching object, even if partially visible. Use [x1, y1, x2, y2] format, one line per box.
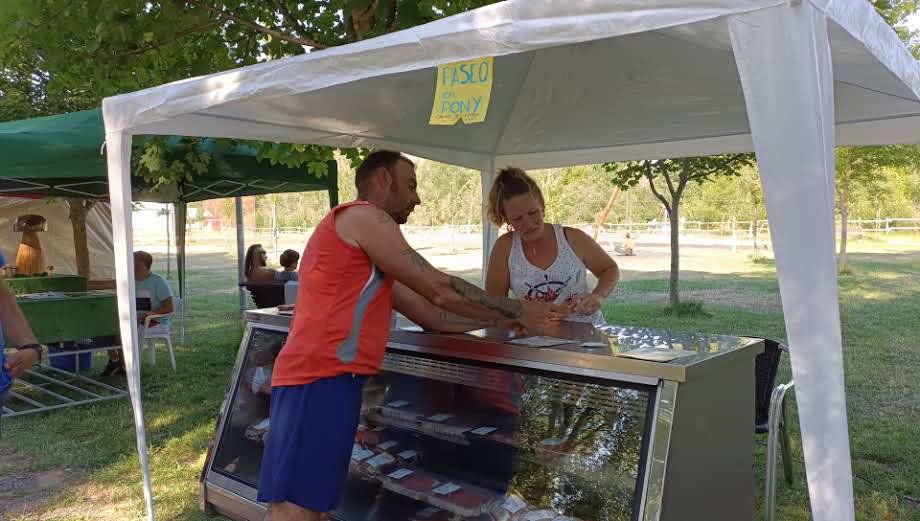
[1, 244, 918, 520]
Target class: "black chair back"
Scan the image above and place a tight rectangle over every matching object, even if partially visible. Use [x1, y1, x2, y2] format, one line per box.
[754, 338, 784, 433]
[242, 282, 286, 309]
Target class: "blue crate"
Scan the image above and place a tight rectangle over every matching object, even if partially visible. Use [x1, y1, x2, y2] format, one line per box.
[48, 344, 93, 373]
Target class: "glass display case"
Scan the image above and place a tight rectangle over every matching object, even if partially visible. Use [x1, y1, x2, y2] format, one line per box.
[201, 309, 763, 521]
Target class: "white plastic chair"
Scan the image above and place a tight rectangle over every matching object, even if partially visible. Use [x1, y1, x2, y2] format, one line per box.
[140, 296, 182, 372]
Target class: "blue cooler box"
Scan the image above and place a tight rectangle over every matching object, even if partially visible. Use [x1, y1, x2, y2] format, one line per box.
[48, 344, 93, 373]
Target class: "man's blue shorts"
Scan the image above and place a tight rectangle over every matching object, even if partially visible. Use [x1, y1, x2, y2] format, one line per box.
[257, 373, 367, 512]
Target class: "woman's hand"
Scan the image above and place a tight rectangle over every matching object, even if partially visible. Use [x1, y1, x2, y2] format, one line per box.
[548, 301, 575, 322]
[573, 293, 603, 315]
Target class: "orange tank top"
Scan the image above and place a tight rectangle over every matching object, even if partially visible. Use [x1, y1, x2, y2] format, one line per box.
[272, 201, 395, 386]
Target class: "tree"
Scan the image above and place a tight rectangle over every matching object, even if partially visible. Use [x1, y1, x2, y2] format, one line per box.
[604, 155, 754, 308]
[0, 0, 501, 184]
[834, 146, 920, 272]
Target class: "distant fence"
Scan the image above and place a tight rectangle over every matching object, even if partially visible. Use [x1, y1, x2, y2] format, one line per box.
[153, 217, 920, 255]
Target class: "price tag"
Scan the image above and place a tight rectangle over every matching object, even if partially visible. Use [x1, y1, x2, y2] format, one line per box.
[470, 426, 498, 436]
[388, 468, 414, 480]
[524, 510, 556, 521]
[387, 400, 411, 408]
[426, 413, 453, 422]
[378, 440, 399, 451]
[366, 453, 395, 468]
[502, 495, 527, 513]
[397, 449, 419, 460]
[351, 447, 374, 462]
[432, 482, 461, 495]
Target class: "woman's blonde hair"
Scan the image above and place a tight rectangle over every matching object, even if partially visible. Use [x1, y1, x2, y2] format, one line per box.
[486, 167, 545, 226]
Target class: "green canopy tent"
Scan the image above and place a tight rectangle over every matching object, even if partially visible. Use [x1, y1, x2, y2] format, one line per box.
[0, 109, 338, 201]
[0, 108, 338, 326]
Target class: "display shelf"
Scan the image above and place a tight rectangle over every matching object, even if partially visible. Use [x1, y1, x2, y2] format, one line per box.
[201, 309, 764, 521]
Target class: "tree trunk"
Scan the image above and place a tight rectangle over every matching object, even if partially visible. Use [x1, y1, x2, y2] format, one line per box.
[752, 213, 759, 255]
[668, 201, 681, 307]
[68, 199, 94, 278]
[839, 173, 850, 273]
[592, 187, 621, 241]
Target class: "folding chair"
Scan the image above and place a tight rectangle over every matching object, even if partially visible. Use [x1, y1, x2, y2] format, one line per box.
[140, 296, 183, 372]
[754, 338, 796, 521]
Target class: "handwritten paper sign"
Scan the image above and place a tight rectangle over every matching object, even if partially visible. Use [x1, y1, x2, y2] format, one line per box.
[429, 57, 493, 125]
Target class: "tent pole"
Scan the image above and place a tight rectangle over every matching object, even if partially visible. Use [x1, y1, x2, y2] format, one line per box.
[730, 5, 853, 521]
[165, 206, 171, 279]
[105, 131, 156, 521]
[328, 163, 339, 208]
[175, 201, 187, 344]
[479, 161, 498, 285]
[235, 196, 246, 314]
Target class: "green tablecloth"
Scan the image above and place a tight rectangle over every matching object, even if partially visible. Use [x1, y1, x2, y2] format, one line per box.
[16, 292, 118, 344]
[4, 275, 88, 295]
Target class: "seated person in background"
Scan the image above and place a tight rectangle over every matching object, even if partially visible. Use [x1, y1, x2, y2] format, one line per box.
[615, 232, 636, 256]
[101, 251, 175, 377]
[244, 244, 276, 283]
[624, 232, 635, 254]
[274, 249, 300, 282]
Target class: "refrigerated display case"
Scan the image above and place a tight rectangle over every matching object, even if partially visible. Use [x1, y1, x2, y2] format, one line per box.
[201, 308, 763, 521]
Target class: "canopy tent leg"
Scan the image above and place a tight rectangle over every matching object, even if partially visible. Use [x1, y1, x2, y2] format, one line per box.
[235, 196, 246, 314]
[480, 163, 498, 283]
[327, 164, 339, 208]
[104, 131, 156, 521]
[730, 5, 854, 521]
[175, 201, 187, 344]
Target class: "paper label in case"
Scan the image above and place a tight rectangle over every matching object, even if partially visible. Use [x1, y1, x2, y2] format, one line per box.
[378, 440, 399, 450]
[426, 413, 453, 422]
[432, 482, 461, 495]
[502, 495, 527, 513]
[387, 400, 411, 408]
[397, 449, 419, 460]
[471, 426, 498, 436]
[388, 468, 414, 480]
[524, 510, 557, 521]
[366, 453, 395, 468]
[351, 447, 374, 462]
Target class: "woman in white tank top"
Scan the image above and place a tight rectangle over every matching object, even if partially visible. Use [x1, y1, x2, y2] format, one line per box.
[484, 167, 620, 326]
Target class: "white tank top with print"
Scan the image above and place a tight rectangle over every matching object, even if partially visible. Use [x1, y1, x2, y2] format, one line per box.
[508, 224, 605, 326]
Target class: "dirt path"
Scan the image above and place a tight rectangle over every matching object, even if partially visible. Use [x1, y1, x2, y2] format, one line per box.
[0, 445, 72, 520]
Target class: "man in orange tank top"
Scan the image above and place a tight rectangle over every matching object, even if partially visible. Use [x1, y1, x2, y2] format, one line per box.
[258, 151, 551, 521]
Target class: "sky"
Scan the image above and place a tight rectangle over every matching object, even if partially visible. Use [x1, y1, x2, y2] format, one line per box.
[908, 12, 920, 33]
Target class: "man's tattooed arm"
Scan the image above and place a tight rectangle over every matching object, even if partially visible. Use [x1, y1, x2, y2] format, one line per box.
[402, 248, 433, 273]
[448, 276, 522, 319]
[437, 311, 499, 329]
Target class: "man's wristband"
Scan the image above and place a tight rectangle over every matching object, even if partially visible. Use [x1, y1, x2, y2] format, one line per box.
[16, 343, 43, 363]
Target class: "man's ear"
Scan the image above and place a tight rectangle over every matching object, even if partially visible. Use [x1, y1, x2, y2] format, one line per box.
[375, 167, 394, 191]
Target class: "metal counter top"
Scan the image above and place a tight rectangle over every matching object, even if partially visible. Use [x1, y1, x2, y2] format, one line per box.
[244, 308, 763, 384]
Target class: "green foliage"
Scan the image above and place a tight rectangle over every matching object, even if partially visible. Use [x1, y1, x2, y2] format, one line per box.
[133, 137, 215, 187]
[604, 156, 755, 211]
[0, 0, 500, 185]
[604, 155, 755, 306]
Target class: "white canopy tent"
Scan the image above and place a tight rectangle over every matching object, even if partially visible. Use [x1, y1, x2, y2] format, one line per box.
[101, 1, 920, 520]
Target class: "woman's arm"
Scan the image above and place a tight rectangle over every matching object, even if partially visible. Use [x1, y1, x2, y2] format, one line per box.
[565, 227, 620, 314]
[484, 234, 513, 298]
